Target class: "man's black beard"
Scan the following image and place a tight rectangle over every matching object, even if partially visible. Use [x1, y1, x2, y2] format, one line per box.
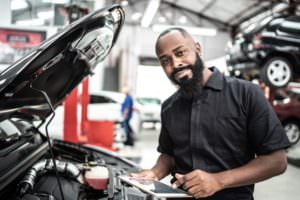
[169, 54, 204, 99]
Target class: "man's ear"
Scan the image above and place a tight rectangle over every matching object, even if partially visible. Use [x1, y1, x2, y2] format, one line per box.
[195, 42, 201, 55]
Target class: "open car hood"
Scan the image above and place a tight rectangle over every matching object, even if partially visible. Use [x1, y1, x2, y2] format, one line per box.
[0, 5, 124, 120]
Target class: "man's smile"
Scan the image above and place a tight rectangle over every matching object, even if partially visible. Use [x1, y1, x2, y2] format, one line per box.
[174, 68, 193, 81]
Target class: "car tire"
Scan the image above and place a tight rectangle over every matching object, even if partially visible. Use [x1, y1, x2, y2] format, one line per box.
[283, 120, 300, 146]
[261, 57, 292, 88]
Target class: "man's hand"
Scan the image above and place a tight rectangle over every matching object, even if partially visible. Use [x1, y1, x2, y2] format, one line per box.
[172, 170, 223, 198]
[130, 169, 159, 180]
[129, 154, 175, 181]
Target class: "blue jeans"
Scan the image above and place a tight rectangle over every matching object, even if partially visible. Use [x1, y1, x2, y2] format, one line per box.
[122, 119, 134, 146]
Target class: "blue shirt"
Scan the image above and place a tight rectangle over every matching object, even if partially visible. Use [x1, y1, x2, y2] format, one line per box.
[121, 94, 133, 120]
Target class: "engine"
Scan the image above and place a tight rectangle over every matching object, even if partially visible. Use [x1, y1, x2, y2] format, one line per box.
[0, 118, 143, 200]
[19, 159, 110, 200]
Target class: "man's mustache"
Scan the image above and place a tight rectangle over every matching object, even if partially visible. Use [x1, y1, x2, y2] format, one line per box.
[171, 65, 193, 79]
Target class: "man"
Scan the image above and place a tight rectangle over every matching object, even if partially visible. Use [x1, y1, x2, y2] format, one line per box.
[131, 28, 290, 199]
[121, 87, 134, 146]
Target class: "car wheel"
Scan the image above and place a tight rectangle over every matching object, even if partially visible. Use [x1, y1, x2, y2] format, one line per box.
[283, 120, 300, 146]
[261, 57, 292, 88]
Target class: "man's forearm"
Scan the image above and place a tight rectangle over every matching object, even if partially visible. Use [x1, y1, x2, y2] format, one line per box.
[215, 150, 287, 189]
[152, 154, 175, 180]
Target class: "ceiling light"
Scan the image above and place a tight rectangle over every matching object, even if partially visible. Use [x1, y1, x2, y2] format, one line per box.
[152, 25, 217, 36]
[11, 0, 28, 10]
[120, 0, 129, 6]
[42, 0, 70, 4]
[37, 11, 54, 19]
[131, 12, 142, 21]
[16, 18, 45, 26]
[158, 16, 166, 23]
[165, 12, 172, 18]
[179, 16, 187, 24]
[141, 0, 161, 28]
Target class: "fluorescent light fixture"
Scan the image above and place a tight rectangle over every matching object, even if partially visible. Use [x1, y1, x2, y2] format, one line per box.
[158, 16, 166, 23]
[179, 16, 187, 24]
[141, 0, 160, 28]
[165, 11, 172, 18]
[37, 11, 54, 19]
[131, 12, 142, 21]
[42, 0, 70, 4]
[16, 18, 45, 26]
[152, 25, 217, 36]
[121, 0, 129, 6]
[11, 0, 28, 10]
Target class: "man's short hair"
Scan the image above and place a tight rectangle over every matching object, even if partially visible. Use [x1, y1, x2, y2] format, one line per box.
[155, 27, 189, 54]
[157, 27, 189, 40]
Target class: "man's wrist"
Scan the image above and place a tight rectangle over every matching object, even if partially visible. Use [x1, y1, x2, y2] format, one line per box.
[214, 172, 230, 191]
[151, 167, 166, 180]
[151, 167, 160, 179]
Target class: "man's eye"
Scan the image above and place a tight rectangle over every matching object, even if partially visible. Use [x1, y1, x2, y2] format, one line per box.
[176, 50, 185, 57]
[161, 59, 170, 65]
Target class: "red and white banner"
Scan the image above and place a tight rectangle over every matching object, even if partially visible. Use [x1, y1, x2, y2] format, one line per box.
[0, 28, 46, 64]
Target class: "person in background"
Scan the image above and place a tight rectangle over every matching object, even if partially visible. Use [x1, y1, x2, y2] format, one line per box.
[131, 27, 290, 200]
[121, 87, 134, 146]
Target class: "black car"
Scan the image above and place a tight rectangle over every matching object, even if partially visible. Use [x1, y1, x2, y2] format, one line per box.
[226, 14, 300, 88]
[0, 5, 150, 200]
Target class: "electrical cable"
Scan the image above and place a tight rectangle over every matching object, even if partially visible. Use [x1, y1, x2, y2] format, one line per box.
[30, 86, 65, 200]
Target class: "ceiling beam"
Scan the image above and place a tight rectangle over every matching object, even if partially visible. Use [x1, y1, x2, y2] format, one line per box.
[199, 0, 217, 13]
[231, 1, 277, 27]
[161, 0, 231, 30]
[227, 1, 265, 24]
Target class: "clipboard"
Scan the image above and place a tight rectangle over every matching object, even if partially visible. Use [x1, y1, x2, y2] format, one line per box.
[119, 175, 193, 198]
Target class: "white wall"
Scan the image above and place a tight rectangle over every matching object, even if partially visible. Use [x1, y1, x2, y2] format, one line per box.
[113, 25, 230, 96]
[0, 0, 11, 26]
[135, 65, 177, 101]
[120, 26, 230, 60]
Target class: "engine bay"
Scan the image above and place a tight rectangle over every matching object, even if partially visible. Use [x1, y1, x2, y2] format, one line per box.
[0, 5, 150, 200]
[0, 118, 144, 200]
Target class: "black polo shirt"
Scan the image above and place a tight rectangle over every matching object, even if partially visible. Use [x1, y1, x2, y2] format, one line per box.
[157, 67, 290, 200]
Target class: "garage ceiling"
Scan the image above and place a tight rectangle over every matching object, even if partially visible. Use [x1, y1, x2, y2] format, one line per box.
[11, 0, 300, 35]
[110, 0, 300, 34]
[158, 0, 296, 26]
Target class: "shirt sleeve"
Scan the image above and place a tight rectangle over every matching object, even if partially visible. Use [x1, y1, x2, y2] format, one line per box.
[247, 84, 290, 155]
[157, 110, 174, 156]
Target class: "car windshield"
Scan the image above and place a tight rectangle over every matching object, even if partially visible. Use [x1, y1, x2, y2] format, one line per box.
[136, 98, 161, 105]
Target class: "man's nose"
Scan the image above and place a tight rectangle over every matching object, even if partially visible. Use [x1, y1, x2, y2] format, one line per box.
[172, 57, 184, 68]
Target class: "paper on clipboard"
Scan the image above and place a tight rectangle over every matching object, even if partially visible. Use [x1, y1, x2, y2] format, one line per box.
[119, 175, 193, 198]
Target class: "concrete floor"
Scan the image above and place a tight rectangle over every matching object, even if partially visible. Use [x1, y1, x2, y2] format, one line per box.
[118, 127, 300, 200]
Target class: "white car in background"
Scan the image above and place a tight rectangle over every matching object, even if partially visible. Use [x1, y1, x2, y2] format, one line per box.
[0, 42, 15, 64]
[44, 90, 141, 140]
[135, 97, 161, 129]
[88, 90, 140, 134]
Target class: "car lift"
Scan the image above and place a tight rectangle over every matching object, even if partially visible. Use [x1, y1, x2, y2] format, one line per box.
[63, 78, 116, 151]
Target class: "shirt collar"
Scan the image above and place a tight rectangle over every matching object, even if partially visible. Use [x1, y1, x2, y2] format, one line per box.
[204, 67, 223, 91]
